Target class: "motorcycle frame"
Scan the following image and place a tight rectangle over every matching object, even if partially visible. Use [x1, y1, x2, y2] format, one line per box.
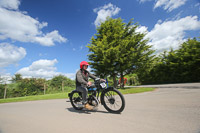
[88, 85, 115, 105]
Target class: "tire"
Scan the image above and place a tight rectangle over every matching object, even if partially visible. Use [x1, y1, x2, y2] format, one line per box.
[102, 88, 125, 113]
[69, 90, 84, 110]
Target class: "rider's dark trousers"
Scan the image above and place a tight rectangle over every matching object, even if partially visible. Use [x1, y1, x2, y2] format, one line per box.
[76, 86, 88, 104]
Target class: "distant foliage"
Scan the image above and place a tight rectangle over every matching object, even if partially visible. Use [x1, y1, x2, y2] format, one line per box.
[0, 84, 4, 98]
[12, 73, 23, 82]
[125, 74, 140, 86]
[0, 74, 75, 99]
[48, 75, 75, 93]
[139, 38, 200, 84]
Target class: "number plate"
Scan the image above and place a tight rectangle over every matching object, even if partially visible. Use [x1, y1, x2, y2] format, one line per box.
[100, 83, 106, 88]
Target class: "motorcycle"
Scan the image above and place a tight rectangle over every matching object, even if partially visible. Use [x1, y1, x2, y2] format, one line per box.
[68, 78, 125, 113]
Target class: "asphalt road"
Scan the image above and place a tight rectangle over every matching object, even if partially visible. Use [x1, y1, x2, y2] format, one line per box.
[128, 82, 200, 89]
[0, 84, 200, 133]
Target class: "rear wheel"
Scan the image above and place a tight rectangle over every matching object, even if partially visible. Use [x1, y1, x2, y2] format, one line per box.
[102, 88, 125, 113]
[69, 91, 84, 110]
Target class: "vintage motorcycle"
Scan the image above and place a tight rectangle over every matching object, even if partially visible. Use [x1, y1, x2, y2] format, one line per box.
[68, 78, 125, 113]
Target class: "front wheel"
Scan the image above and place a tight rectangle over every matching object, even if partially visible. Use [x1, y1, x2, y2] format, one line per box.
[102, 88, 125, 113]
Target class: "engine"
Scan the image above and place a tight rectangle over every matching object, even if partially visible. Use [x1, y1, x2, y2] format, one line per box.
[88, 96, 99, 107]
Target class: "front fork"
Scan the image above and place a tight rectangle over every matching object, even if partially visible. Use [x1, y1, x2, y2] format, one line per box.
[100, 87, 115, 105]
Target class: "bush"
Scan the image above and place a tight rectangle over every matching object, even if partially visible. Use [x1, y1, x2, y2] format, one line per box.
[0, 75, 76, 99]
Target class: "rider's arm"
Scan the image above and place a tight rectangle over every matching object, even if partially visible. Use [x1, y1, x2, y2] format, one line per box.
[88, 71, 106, 82]
[88, 71, 97, 80]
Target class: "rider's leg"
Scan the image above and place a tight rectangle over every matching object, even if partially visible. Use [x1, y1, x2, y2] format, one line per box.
[76, 86, 88, 104]
[76, 86, 93, 110]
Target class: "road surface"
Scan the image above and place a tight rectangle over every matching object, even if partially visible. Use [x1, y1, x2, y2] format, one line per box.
[0, 84, 200, 133]
[126, 82, 200, 88]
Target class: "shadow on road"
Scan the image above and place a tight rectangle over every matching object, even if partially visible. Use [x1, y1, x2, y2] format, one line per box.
[66, 107, 116, 114]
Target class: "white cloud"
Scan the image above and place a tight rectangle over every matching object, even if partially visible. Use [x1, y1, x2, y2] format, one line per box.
[138, 0, 187, 12]
[93, 3, 121, 27]
[80, 46, 83, 50]
[136, 26, 148, 34]
[35, 30, 67, 46]
[154, 0, 187, 12]
[195, 3, 200, 12]
[145, 16, 200, 53]
[29, 59, 58, 71]
[0, 74, 12, 84]
[72, 45, 84, 52]
[0, 0, 20, 10]
[64, 73, 76, 80]
[138, 0, 152, 3]
[0, 43, 26, 67]
[16, 59, 75, 80]
[0, 0, 67, 46]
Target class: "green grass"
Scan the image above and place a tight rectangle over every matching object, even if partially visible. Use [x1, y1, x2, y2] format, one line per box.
[118, 87, 155, 94]
[0, 87, 155, 104]
[0, 93, 68, 104]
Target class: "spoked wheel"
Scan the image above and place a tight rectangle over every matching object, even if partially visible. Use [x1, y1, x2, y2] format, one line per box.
[102, 88, 125, 113]
[69, 91, 84, 110]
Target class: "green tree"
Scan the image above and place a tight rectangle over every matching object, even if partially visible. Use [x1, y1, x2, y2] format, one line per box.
[87, 18, 155, 87]
[143, 37, 200, 84]
[0, 84, 4, 98]
[16, 78, 44, 96]
[176, 37, 200, 82]
[50, 75, 75, 91]
[12, 73, 22, 83]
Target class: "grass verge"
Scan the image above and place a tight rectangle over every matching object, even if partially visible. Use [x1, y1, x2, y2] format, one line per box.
[0, 87, 155, 104]
[118, 87, 155, 95]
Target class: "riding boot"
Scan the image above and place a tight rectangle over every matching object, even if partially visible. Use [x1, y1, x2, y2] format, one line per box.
[84, 103, 93, 110]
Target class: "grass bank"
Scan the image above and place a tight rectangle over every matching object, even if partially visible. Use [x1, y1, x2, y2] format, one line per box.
[0, 87, 155, 104]
[118, 87, 155, 94]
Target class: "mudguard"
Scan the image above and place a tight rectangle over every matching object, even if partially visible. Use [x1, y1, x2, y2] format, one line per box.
[68, 90, 78, 98]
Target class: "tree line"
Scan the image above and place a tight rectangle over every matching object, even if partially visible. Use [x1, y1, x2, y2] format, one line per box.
[139, 38, 200, 84]
[87, 17, 200, 87]
[0, 74, 75, 99]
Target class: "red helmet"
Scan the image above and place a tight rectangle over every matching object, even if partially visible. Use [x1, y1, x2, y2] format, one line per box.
[80, 61, 89, 69]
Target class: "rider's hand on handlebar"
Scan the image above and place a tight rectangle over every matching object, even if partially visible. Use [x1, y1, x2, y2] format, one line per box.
[101, 79, 106, 82]
[87, 81, 92, 86]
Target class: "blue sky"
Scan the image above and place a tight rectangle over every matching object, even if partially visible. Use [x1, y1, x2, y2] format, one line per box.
[0, 0, 200, 80]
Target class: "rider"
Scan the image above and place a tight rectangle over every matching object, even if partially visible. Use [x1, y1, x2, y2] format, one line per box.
[76, 61, 98, 110]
